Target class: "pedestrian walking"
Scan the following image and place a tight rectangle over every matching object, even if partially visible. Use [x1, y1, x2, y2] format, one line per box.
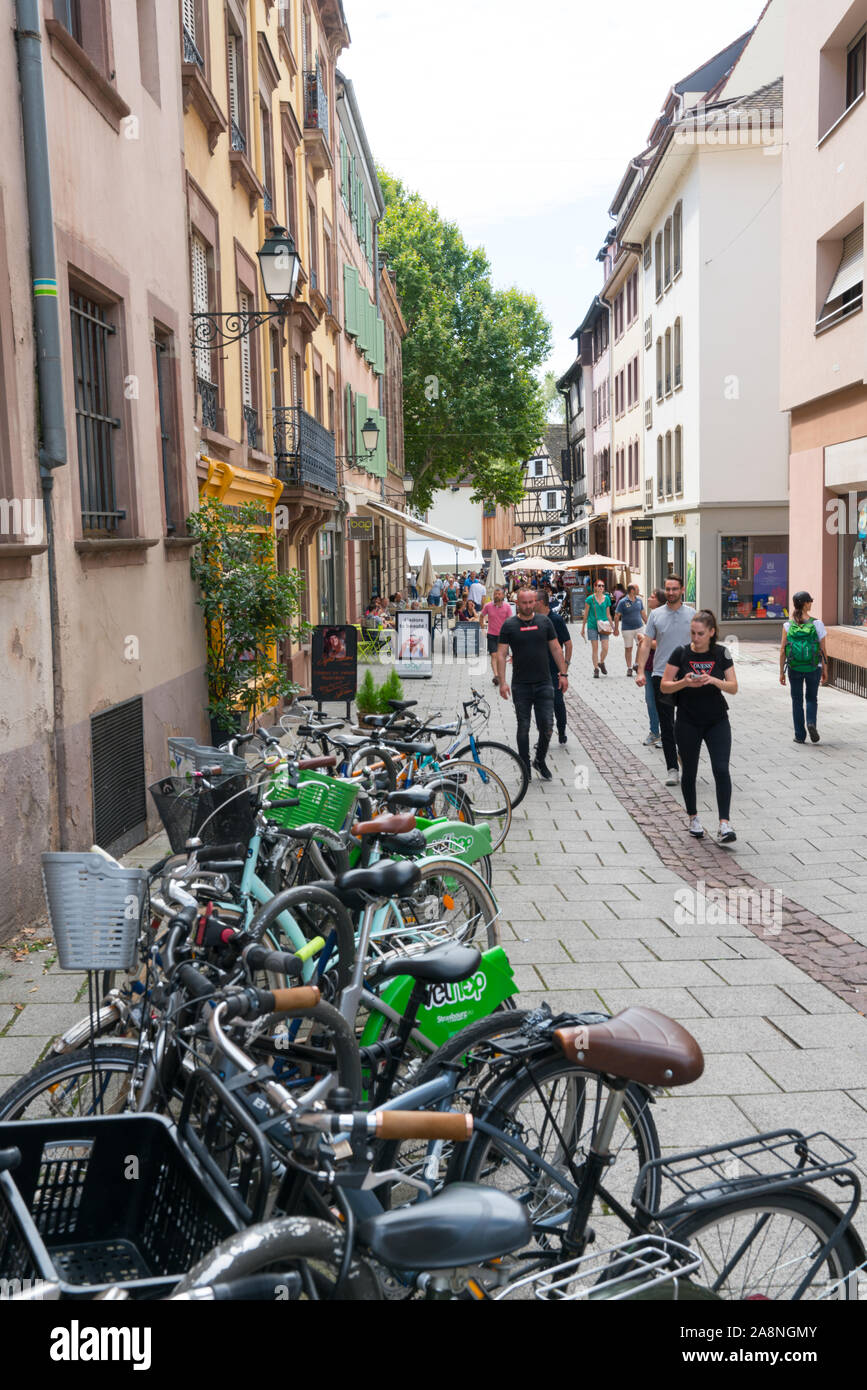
[615, 584, 647, 675]
[635, 575, 695, 786]
[480, 586, 514, 686]
[780, 591, 829, 744]
[660, 609, 739, 844]
[469, 573, 486, 608]
[581, 579, 616, 677]
[496, 588, 569, 782]
[407, 569, 418, 601]
[428, 576, 443, 607]
[535, 590, 572, 744]
[640, 588, 666, 746]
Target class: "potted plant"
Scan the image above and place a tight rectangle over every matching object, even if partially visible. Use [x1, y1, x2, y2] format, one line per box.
[187, 497, 309, 742]
[354, 668, 406, 725]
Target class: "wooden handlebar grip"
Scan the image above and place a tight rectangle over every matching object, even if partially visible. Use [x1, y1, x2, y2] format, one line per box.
[374, 1111, 473, 1142]
[270, 986, 321, 1012]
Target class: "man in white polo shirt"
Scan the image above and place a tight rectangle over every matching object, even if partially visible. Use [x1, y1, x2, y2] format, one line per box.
[469, 572, 486, 608]
[635, 574, 695, 787]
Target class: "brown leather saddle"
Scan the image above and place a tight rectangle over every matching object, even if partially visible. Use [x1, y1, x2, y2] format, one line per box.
[554, 1006, 704, 1088]
[352, 813, 417, 838]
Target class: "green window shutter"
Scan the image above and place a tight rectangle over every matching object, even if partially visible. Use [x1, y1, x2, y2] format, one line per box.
[355, 392, 368, 469]
[341, 136, 349, 208]
[366, 211, 373, 268]
[356, 282, 370, 352]
[374, 315, 385, 376]
[343, 264, 358, 336]
[365, 295, 376, 365]
[345, 383, 354, 451]
[376, 410, 388, 477]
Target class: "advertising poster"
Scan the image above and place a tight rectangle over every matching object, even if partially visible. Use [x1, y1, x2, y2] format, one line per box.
[311, 625, 358, 704]
[395, 609, 433, 679]
[686, 551, 697, 605]
[753, 552, 788, 614]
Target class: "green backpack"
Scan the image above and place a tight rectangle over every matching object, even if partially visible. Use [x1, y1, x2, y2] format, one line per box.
[786, 620, 820, 673]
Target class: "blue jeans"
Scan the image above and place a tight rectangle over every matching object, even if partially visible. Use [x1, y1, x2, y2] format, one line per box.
[645, 674, 660, 738]
[789, 668, 821, 741]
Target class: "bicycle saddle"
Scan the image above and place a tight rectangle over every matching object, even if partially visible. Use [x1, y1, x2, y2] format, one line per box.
[359, 1184, 531, 1271]
[387, 699, 418, 711]
[386, 787, 435, 811]
[554, 1007, 704, 1089]
[331, 859, 421, 908]
[299, 720, 344, 734]
[377, 942, 482, 985]
[352, 813, 417, 837]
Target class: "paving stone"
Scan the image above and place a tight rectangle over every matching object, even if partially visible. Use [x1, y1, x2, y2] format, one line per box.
[651, 1095, 754, 1150]
[686, 1054, 784, 1096]
[7, 1003, 95, 1037]
[686, 1016, 797, 1054]
[498, 939, 573, 964]
[0, 1034, 49, 1076]
[532, 962, 639, 991]
[749, 1048, 867, 1092]
[733, 1090, 867, 1139]
[0, 972, 85, 1004]
[686, 985, 814, 1017]
[619, 960, 732, 989]
[594, 987, 712, 1019]
[765, 1014, 867, 1049]
[706, 958, 810, 986]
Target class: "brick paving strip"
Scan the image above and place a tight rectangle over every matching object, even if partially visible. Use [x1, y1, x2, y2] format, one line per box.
[564, 687, 867, 1013]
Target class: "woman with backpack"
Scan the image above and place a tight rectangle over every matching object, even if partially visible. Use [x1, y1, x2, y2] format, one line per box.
[780, 591, 828, 744]
[661, 608, 739, 845]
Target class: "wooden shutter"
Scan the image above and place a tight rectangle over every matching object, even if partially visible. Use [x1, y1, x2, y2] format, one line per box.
[374, 314, 385, 376]
[227, 34, 240, 127]
[355, 392, 368, 468]
[356, 282, 370, 352]
[239, 291, 252, 405]
[191, 236, 211, 382]
[343, 264, 358, 336]
[183, 0, 196, 40]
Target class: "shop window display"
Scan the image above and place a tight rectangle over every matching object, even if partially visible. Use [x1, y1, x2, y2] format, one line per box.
[721, 536, 788, 619]
[840, 495, 867, 627]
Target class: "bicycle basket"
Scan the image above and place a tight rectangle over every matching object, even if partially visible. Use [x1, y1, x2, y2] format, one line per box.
[149, 773, 256, 853]
[41, 853, 148, 972]
[265, 771, 359, 834]
[0, 1114, 241, 1297]
[167, 738, 248, 778]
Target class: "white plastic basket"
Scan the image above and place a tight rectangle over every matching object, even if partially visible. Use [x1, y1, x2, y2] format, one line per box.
[41, 852, 148, 971]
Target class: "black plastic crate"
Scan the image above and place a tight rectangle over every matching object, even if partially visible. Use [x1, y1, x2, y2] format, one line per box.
[0, 1113, 241, 1297]
[149, 774, 257, 854]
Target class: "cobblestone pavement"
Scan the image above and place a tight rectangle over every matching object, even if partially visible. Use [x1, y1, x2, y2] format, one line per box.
[2, 624, 866, 1207]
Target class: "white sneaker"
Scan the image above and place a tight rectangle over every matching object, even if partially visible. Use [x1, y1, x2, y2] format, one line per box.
[642, 733, 657, 746]
[688, 817, 704, 839]
[718, 822, 737, 844]
[665, 769, 679, 787]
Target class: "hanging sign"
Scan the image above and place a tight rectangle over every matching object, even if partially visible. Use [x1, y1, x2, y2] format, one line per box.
[348, 516, 373, 538]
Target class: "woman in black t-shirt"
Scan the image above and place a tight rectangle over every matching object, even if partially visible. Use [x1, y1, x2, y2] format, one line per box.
[660, 609, 739, 845]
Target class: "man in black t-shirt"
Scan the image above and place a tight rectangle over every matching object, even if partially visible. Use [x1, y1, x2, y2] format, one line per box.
[496, 589, 569, 781]
[536, 590, 572, 744]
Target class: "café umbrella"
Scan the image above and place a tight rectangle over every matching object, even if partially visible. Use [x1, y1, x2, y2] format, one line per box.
[487, 549, 506, 592]
[418, 548, 435, 597]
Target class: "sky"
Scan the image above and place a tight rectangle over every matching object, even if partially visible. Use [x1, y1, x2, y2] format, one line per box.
[339, 0, 767, 379]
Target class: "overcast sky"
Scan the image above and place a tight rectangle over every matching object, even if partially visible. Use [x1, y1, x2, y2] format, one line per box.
[340, 0, 767, 378]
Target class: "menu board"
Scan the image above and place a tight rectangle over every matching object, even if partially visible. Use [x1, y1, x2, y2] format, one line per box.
[310, 625, 358, 704]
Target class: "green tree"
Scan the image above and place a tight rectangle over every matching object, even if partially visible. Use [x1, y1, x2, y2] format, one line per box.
[187, 497, 309, 734]
[542, 370, 566, 423]
[377, 171, 552, 514]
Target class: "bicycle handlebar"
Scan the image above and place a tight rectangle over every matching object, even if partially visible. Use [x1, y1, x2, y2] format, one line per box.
[299, 1111, 473, 1141]
[221, 985, 322, 1021]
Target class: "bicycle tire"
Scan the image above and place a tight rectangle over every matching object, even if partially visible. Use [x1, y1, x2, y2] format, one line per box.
[0, 1042, 144, 1120]
[346, 743, 398, 793]
[172, 1216, 381, 1300]
[396, 856, 500, 952]
[432, 760, 512, 851]
[665, 1187, 864, 1300]
[450, 740, 529, 810]
[417, 777, 475, 827]
[457, 1051, 660, 1249]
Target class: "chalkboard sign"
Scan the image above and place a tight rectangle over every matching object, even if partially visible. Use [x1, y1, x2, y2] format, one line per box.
[311, 625, 358, 706]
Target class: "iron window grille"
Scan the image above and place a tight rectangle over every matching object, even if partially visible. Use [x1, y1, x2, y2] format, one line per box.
[91, 696, 147, 856]
[197, 376, 218, 430]
[155, 339, 176, 533]
[243, 404, 260, 451]
[304, 68, 329, 140]
[70, 290, 124, 535]
[230, 119, 247, 153]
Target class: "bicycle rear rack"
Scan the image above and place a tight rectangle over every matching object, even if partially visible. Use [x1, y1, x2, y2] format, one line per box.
[493, 1235, 703, 1301]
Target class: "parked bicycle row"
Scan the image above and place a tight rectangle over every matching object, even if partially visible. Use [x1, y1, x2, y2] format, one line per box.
[0, 708, 864, 1300]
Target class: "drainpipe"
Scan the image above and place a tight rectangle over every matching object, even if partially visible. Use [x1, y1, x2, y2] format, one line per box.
[15, 0, 68, 848]
[595, 293, 614, 570]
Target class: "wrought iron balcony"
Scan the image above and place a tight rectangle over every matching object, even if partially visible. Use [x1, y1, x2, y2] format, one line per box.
[243, 404, 260, 451]
[183, 26, 204, 69]
[197, 376, 218, 431]
[230, 119, 247, 153]
[304, 69, 329, 139]
[274, 405, 337, 495]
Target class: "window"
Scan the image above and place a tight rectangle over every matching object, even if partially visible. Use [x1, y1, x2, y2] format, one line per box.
[664, 219, 672, 288]
[314, 371, 323, 423]
[721, 535, 789, 620]
[227, 27, 246, 150]
[308, 198, 319, 286]
[545, 490, 559, 510]
[269, 325, 283, 412]
[656, 436, 663, 498]
[673, 202, 683, 277]
[328, 386, 335, 433]
[533, 458, 545, 477]
[643, 235, 651, 270]
[260, 106, 274, 210]
[645, 397, 652, 431]
[817, 224, 863, 332]
[847, 30, 866, 108]
[674, 425, 683, 495]
[154, 330, 182, 535]
[191, 234, 212, 385]
[70, 288, 122, 535]
[655, 338, 663, 401]
[664, 328, 672, 394]
[655, 234, 663, 299]
[674, 318, 682, 388]
[644, 315, 652, 351]
[283, 156, 296, 237]
[56, 0, 83, 45]
[664, 431, 673, 496]
[614, 291, 624, 339]
[322, 227, 333, 310]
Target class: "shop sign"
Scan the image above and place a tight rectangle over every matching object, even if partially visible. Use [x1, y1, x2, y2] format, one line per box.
[348, 516, 373, 538]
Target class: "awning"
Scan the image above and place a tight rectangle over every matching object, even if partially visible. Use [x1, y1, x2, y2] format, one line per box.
[818, 226, 863, 329]
[513, 515, 592, 551]
[346, 489, 478, 551]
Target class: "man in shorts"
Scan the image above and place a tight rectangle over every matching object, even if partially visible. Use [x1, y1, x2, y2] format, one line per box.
[480, 587, 513, 686]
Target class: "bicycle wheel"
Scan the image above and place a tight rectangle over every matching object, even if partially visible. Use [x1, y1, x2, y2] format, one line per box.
[346, 743, 398, 793]
[418, 777, 475, 827]
[450, 740, 529, 810]
[172, 1217, 381, 1300]
[458, 1052, 660, 1251]
[666, 1189, 864, 1300]
[392, 856, 500, 953]
[433, 760, 512, 851]
[0, 1043, 144, 1120]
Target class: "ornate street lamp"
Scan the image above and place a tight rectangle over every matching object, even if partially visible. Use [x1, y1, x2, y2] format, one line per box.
[336, 415, 379, 463]
[192, 226, 302, 349]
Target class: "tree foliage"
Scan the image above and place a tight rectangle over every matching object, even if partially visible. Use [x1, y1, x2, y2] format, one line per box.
[187, 498, 309, 733]
[377, 171, 552, 514]
[542, 370, 566, 423]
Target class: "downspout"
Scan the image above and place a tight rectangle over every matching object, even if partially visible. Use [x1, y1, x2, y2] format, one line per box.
[595, 293, 614, 569]
[15, 0, 68, 848]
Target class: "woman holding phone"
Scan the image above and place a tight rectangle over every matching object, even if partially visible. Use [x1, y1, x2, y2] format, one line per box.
[661, 609, 739, 845]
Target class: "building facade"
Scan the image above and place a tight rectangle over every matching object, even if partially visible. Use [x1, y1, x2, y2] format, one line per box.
[781, 0, 867, 687]
[578, 299, 612, 560]
[556, 355, 589, 559]
[601, 221, 645, 594]
[0, 0, 207, 935]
